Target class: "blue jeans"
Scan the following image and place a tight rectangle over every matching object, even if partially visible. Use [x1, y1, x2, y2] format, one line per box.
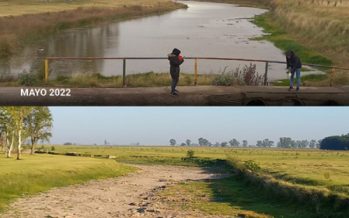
[290, 68, 301, 89]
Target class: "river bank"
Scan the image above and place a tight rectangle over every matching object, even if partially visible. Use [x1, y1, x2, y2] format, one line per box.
[0, 0, 185, 58]
[204, 0, 349, 86]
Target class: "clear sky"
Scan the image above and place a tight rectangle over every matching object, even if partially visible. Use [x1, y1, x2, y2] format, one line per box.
[49, 107, 349, 146]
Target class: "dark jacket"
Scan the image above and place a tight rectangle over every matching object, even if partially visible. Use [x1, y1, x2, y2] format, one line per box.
[168, 53, 184, 68]
[286, 52, 302, 71]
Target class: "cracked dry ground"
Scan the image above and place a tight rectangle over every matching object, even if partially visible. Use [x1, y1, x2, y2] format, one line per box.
[0, 164, 228, 218]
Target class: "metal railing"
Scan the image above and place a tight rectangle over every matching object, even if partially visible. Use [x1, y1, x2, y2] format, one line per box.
[44, 56, 349, 87]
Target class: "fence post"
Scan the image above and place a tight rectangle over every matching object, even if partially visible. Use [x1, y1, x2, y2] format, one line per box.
[194, 58, 198, 86]
[330, 67, 335, 87]
[123, 59, 126, 87]
[264, 61, 269, 86]
[44, 59, 49, 82]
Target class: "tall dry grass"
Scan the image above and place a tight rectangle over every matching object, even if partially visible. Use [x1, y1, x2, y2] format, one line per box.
[270, 0, 349, 67]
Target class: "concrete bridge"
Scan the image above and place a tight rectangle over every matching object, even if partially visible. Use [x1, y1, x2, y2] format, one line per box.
[1, 86, 348, 106]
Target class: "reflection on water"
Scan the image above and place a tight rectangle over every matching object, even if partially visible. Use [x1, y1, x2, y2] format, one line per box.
[0, 1, 321, 81]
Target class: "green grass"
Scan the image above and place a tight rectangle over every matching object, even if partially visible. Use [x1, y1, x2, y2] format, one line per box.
[253, 13, 332, 67]
[227, 149, 349, 195]
[272, 74, 328, 86]
[194, 0, 270, 8]
[0, 154, 135, 211]
[3, 72, 217, 88]
[160, 178, 318, 217]
[46, 146, 349, 197]
[6, 146, 349, 216]
[207, 0, 349, 86]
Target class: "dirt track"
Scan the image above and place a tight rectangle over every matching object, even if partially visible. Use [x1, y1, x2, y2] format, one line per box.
[1, 165, 224, 218]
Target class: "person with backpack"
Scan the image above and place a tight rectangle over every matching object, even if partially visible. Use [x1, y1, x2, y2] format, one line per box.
[286, 50, 302, 91]
[168, 48, 184, 96]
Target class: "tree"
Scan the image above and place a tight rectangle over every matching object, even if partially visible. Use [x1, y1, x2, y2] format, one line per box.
[220, 142, 228, 147]
[25, 107, 53, 155]
[242, 140, 248, 147]
[186, 139, 191, 146]
[180, 143, 186, 146]
[309, 140, 317, 148]
[229, 139, 240, 147]
[4, 107, 32, 160]
[262, 139, 274, 147]
[320, 134, 349, 150]
[317, 140, 322, 149]
[277, 137, 294, 148]
[169, 139, 176, 146]
[198, 138, 210, 146]
[0, 108, 15, 158]
[300, 140, 309, 148]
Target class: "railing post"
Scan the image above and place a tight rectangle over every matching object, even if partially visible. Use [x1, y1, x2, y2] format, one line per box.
[330, 67, 335, 87]
[194, 58, 198, 86]
[44, 59, 49, 83]
[123, 59, 126, 87]
[264, 61, 269, 86]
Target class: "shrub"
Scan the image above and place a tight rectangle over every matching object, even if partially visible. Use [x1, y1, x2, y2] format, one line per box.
[244, 160, 261, 172]
[186, 150, 195, 159]
[18, 71, 40, 86]
[212, 64, 264, 86]
[0, 39, 12, 58]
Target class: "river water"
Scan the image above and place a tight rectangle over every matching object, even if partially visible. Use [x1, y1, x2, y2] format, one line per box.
[0, 1, 318, 81]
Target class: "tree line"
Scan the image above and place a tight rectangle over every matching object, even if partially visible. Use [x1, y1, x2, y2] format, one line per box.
[320, 134, 349, 150]
[0, 107, 53, 160]
[169, 137, 321, 149]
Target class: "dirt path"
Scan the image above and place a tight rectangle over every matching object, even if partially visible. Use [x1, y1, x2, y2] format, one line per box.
[1, 165, 225, 218]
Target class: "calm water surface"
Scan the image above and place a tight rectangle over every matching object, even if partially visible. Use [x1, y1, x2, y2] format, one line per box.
[0, 1, 319, 81]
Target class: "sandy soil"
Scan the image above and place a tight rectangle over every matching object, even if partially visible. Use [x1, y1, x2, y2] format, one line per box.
[1, 165, 225, 218]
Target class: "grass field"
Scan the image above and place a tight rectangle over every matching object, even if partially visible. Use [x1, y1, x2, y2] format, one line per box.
[45, 146, 349, 197]
[0, 154, 134, 211]
[40, 145, 349, 216]
[3, 146, 349, 216]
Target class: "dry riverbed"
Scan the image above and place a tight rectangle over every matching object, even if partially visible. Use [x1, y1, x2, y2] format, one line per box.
[1, 165, 226, 218]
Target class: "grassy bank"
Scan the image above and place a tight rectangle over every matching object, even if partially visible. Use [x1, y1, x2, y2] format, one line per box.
[252, 0, 349, 85]
[205, 0, 349, 85]
[48, 72, 216, 88]
[159, 178, 316, 217]
[2, 69, 264, 88]
[0, 154, 134, 211]
[194, 0, 269, 8]
[267, 0, 349, 68]
[253, 12, 349, 86]
[0, 0, 185, 58]
[0, 72, 216, 88]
